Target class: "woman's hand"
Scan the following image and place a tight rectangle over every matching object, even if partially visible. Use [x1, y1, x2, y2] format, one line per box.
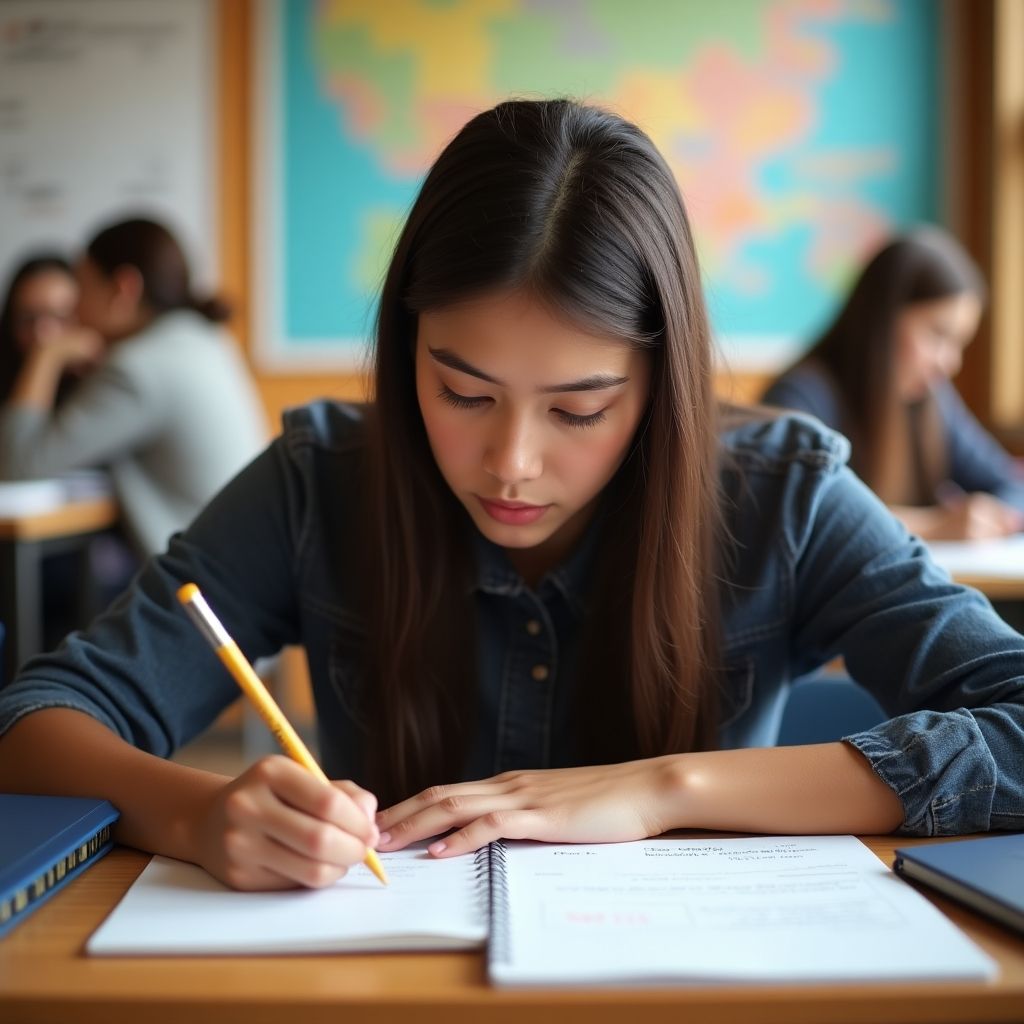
[894, 494, 1024, 541]
[936, 492, 1024, 540]
[36, 325, 105, 374]
[375, 757, 684, 858]
[190, 755, 381, 890]
[10, 327, 105, 408]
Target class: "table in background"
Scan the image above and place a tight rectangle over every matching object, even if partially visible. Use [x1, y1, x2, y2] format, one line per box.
[929, 536, 1024, 601]
[0, 835, 1021, 1024]
[0, 497, 119, 684]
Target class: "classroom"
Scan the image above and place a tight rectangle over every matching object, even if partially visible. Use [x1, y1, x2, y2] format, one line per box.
[1, 1, 1023, 1021]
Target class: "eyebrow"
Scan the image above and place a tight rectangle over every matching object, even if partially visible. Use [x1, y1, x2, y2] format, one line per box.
[428, 347, 629, 394]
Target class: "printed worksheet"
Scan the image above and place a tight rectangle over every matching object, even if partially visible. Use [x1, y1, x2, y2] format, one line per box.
[491, 835, 997, 984]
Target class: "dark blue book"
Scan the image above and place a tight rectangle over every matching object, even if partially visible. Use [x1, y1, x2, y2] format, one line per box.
[0, 794, 119, 937]
[894, 834, 1024, 938]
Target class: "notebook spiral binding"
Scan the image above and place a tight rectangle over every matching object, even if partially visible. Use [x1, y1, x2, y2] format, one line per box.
[472, 843, 491, 927]
[477, 840, 509, 966]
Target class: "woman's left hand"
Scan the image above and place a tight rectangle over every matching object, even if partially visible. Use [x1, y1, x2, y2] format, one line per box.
[375, 757, 684, 857]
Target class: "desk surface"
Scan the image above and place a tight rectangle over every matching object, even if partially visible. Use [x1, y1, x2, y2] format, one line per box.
[0, 497, 119, 542]
[1, 836, 1022, 1024]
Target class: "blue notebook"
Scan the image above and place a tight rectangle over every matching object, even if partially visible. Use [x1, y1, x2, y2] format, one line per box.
[894, 834, 1024, 938]
[0, 794, 119, 937]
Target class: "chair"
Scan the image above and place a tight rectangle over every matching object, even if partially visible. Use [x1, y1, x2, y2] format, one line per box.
[777, 674, 886, 746]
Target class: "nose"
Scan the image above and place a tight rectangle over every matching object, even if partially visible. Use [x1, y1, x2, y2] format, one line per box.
[483, 410, 543, 486]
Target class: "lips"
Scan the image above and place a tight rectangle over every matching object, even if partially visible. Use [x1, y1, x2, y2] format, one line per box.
[477, 496, 550, 526]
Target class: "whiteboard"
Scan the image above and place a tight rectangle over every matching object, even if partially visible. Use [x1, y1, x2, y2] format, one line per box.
[0, 0, 216, 289]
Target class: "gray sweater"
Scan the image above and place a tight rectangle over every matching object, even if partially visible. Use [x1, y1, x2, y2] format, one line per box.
[0, 310, 268, 554]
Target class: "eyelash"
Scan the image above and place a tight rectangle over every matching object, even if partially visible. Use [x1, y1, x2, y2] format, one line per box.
[437, 385, 607, 430]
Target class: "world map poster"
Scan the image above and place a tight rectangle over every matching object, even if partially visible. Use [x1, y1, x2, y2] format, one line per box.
[253, 0, 938, 369]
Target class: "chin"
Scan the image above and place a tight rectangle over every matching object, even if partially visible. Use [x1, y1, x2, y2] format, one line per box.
[475, 518, 554, 548]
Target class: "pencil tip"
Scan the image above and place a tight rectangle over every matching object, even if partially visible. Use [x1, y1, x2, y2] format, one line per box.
[366, 850, 389, 886]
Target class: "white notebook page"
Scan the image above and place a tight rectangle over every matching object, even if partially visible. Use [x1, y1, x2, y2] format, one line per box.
[490, 835, 997, 985]
[88, 844, 487, 955]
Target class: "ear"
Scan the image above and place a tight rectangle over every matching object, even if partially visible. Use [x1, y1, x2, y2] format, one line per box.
[109, 264, 145, 312]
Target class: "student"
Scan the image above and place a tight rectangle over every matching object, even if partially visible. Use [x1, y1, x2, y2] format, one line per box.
[763, 227, 1024, 541]
[0, 218, 268, 555]
[0, 101, 1021, 893]
[0, 253, 97, 404]
[0, 254, 117, 645]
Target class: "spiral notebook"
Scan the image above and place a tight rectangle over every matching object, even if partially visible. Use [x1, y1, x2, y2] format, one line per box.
[88, 835, 995, 985]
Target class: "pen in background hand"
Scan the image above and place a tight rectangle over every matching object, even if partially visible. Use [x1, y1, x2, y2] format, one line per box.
[176, 582, 388, 886]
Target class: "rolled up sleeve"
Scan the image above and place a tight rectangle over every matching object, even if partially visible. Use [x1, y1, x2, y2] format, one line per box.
[788, 460, 1024, 836]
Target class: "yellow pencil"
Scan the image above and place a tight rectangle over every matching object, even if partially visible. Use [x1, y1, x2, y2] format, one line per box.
[176, 582, 388, 886]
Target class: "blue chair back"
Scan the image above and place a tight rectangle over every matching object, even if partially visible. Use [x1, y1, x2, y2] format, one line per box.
[778, 675, 886, 746]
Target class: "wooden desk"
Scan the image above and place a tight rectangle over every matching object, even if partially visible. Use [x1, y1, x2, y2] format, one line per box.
[948, 574, 1024, 601]
[0, 497, 119, 683]
[1, 836, 1021, 1024]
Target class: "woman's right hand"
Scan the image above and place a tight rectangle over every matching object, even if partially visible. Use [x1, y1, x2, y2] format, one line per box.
[39, 325, 105, 375]
[935, 492, 1024, 540]
[190, 755, 380, 891]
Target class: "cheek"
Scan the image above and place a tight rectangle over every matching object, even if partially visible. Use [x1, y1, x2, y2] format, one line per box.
[420, 404, 479, 476]
[898, 334, 928, 373]
[555, 429, 634, 493]
[75, 293, 101, 329]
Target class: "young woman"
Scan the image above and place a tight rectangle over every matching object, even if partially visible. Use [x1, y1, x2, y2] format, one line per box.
[0, 254, 94, 404]
[0, 218, 267, 555]
[0, 102, 1021, 893]
[763, 228, 1024, 540]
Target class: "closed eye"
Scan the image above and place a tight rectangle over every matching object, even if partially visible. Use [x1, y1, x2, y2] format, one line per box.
[438, 384, 491, 410]
[439, 384, 607, 428]
[554, 408, 607, 429]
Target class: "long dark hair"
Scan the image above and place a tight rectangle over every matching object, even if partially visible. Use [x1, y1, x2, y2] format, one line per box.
[85, 217, 230, 324]
[0, 254, 74, 402]
[362, 99, 722, 804]
[798, 226, 985, 502]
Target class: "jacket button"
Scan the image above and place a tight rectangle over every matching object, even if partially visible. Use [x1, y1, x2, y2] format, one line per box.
[526, 619, 541, 636]
[531, 664, 549, 682]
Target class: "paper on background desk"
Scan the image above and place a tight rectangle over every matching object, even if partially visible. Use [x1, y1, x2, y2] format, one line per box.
[0, 471, 112, 517]
[87, 844, 487, 955]
[929, 535, 1024, 580]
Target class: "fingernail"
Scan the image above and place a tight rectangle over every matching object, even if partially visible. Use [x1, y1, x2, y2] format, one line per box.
[428, 841, 447, 856]
[377, 831, 391, 846]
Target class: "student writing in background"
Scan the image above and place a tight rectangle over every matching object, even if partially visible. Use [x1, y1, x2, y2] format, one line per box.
[763, 227, 1024, 541]
[0, 101, 1022, 893]
[0, 253, 101, 405]
[0, 218, 267, 556]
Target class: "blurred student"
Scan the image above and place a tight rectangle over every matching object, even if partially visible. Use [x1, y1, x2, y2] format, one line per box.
[763, 227, 1024, 541]
[0, 217, 267, 555]
[0, 254, 95, 404]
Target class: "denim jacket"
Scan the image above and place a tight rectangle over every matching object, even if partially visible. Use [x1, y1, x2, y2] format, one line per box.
[2, 402, 1022, 836]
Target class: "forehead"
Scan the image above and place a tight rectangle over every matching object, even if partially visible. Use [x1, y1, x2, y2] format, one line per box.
[902, 292, 981, 335]
[16, 269, 76, 307]
[417, 290, 640, 378]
